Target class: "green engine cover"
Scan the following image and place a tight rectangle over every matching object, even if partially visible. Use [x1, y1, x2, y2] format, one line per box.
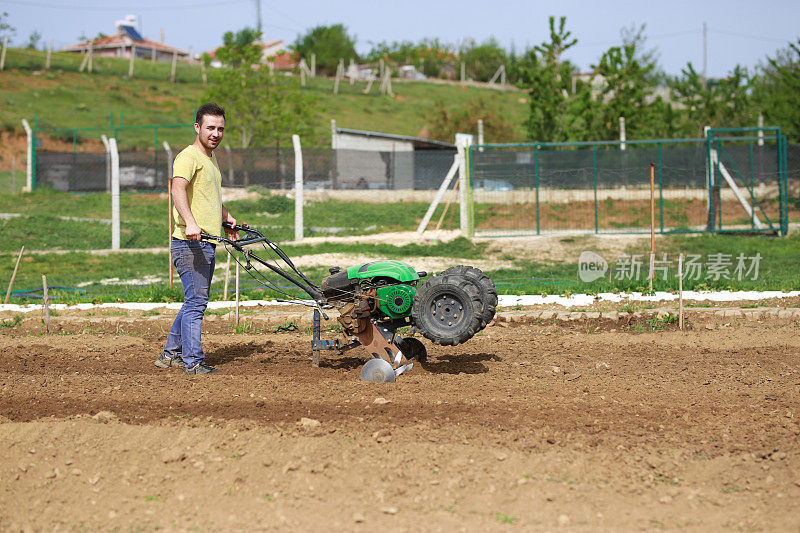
[376, 284, 416, 318]
[346, 260, 420, 283]
[344, 260, 420, 318]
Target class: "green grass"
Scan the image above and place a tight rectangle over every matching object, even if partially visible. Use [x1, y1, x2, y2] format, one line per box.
[1, 188, 798, 302]
[0, 189, 479, 250]
[0, 48, 527, 149]
[492, 233, 800, 295]
[271, 320, 299, 333]
[2, 232, 799, 303]
[494, 513, 519, 524]
[0, 315, 24, 327]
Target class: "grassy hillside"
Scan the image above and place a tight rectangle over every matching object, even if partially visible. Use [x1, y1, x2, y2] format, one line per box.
[0, 47, 528, 152]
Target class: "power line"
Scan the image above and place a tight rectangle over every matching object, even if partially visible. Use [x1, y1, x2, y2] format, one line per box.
[261, 2, 305, 31]
[575, 29, 701, 48]
[3, 0, 248, 11]
[710, 29, 794, 44]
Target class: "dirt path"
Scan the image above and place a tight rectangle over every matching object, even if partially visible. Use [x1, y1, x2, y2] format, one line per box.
[1, 313, 799, 531]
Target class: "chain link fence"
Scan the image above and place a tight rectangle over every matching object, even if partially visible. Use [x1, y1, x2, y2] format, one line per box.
[35, 146, 457, 192]
[29, 134, 800, 239]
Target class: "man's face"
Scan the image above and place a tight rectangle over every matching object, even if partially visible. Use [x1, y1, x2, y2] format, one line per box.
[195, 114, 225, 151]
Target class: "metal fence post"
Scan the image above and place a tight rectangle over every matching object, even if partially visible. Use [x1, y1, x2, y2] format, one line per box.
[293, 134, 303, 242]
[592, 145, 598, 234]
[153, 126, 158, 187]
[779, 133, 788, 236]
[657, 142, 664, 232]
[109, 138, 120, 250]
[715, 140, 722, 231]
[704, 127, 714, 233]
[534, 145, 540, 235]
[748, 139, 755, 230]
[71, 129, 77, 190]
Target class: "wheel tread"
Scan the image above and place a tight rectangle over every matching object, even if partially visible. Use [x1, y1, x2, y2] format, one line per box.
[411, 273, 483, 346]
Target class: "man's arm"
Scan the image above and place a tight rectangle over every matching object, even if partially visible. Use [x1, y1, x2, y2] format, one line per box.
[171, 177, 202, 240]
[222, 204, 239, 240]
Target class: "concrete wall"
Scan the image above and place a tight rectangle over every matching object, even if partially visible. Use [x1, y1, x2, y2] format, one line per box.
[333, 133, 415, 189]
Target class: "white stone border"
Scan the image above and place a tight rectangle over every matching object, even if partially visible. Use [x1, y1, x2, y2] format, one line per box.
[497, 291, 800, 308]
[0, 291, 798, 314]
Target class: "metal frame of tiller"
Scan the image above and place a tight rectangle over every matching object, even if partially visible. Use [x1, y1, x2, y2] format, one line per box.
[201, 223, 418, 381]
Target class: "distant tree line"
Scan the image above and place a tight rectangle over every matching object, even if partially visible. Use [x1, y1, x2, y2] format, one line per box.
[290, 19, 800, 143]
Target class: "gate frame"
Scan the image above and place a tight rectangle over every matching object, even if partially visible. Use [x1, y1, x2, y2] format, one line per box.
[706, 127, 788, 237]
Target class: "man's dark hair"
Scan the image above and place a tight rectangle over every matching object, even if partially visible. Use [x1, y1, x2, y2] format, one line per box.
[195, 102, 225, 125]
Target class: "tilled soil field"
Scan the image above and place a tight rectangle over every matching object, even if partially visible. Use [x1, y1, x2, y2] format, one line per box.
[1, 309, 799, 532]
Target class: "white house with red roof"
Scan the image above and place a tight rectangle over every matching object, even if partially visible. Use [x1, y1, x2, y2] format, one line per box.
[206, 39, 297, 70]
[60, 15, 188, 61]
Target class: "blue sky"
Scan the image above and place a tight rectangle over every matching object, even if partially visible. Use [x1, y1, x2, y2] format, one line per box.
[3, 0, 798, 77]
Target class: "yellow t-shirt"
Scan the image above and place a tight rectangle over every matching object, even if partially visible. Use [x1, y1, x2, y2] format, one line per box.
[171, 144, 223, 239]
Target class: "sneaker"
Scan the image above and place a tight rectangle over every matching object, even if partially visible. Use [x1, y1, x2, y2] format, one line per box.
[154, 353, 185, 369]
[184, 362, 221, 375]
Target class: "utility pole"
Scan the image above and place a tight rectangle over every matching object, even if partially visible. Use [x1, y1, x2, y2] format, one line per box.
[255, 0, 262, 35]
[702, 21, 707, 89]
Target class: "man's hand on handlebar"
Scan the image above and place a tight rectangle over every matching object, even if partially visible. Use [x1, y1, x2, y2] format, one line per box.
[223, 215, 239, 241]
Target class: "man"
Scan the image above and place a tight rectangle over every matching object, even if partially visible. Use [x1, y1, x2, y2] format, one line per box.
[155, 102, 238, 375]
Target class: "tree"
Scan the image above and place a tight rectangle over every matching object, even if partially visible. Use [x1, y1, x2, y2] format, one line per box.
[592, 39, 658, 140]
[26, 30, 41, 50]
[290, 24, 357, 75]
[216, 27, 262, 68]
[619, 23, 665, 84]
[520, 16, 594, 142]
[0, 12, 15, 41]
[751, 39, 800, 142]
[459, 37, 508, 82]
[669, 62, 752, 137]
[366, 38, 455, 78]
[204, 28, 318, 148]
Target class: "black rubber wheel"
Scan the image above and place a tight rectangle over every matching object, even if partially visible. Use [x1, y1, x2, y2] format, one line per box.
[399, 337, 427, 363]
[441, 265, 498, 330]
[411, 274, 483, 346]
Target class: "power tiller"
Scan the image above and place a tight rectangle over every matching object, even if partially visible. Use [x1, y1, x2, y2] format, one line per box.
[201, 223, 498, 383]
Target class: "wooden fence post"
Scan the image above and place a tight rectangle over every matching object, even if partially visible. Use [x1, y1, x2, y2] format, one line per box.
[170, 50, 177, 82]
[234, 262, 240, 328]
[42, 274, 50, 333]
[333, 58, 343, 95]
[4, 246, 25, 304]
[45, 38, 53, 70]
[128, 45, 135, 78]
[79, 49, 89, 72]
[0, 37, 8, 71]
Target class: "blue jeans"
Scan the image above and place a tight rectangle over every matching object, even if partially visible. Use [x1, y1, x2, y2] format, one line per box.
[163, 239, 216, 369]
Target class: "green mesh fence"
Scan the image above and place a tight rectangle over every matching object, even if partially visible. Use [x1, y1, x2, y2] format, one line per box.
[469, 132, 790, 237]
